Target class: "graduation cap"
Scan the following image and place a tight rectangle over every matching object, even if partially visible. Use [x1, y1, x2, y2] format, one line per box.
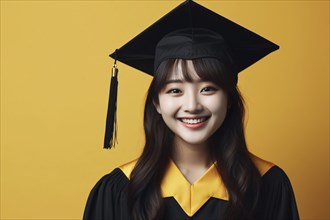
[104, 0, 279, 149]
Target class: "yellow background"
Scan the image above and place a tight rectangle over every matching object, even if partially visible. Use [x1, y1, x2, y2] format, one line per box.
[1, 0, 329, 219]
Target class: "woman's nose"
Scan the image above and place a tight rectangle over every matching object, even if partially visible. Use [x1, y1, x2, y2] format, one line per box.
[182, 92, 203, 113]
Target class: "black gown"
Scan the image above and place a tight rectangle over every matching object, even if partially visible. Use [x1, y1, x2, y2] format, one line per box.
[83, 159, 299, 220]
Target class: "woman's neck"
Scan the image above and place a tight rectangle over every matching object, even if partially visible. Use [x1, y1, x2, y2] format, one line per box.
[171, 136, 212, 183]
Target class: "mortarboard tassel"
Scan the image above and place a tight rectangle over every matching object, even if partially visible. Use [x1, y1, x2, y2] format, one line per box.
[104, 55, 119, 149]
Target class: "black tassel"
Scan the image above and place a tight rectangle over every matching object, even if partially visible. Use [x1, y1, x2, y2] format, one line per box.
[104, 59, 118, 149]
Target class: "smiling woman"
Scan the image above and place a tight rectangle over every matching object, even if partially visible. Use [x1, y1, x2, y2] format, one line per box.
[83, 1, 299, 220]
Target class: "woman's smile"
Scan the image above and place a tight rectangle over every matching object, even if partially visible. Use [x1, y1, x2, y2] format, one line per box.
[178, 116, 210, 128]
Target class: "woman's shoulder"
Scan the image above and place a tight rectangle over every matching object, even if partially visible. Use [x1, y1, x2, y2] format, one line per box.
[89, 167, 130, 194]
[83, 165, 133, 220]
[250, 153, 292, 182]
[250, 156, 300, 219]
[91, 158, 138, 188]
[87, 159, 138, 193]
[250, 153, 275, 176]
[118, 158, 138, 179]
[260, 165, 294, 189]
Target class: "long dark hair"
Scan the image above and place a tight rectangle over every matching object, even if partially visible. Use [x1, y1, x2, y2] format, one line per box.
[128, 58, 261, 220]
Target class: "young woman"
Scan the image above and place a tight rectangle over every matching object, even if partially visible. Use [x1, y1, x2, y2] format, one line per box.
[84, 1, 299, 220]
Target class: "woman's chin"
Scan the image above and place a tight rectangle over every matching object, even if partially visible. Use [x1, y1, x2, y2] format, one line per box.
[174, 135, 210, 146]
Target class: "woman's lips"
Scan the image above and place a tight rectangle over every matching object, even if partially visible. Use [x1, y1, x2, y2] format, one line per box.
[178, 116, 210, 129]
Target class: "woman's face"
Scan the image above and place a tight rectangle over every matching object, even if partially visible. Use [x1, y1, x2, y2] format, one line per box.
[155, 60, 228, 146]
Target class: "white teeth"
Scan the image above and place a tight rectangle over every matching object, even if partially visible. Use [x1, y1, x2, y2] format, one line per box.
[181, 118, 206, 124]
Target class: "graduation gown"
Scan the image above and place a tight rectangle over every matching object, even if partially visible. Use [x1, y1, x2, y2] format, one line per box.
[83, 157, 299, 220]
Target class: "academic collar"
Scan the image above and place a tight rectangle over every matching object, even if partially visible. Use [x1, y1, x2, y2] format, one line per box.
[119, 155, 274, 217]
[161, 160, 228, 217]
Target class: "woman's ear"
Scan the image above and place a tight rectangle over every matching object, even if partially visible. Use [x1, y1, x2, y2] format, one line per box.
[153, 100, 161, 114]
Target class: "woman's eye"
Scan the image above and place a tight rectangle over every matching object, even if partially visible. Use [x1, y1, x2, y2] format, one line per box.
[201, 86, 218, 93]
[167, 88, 182, 94]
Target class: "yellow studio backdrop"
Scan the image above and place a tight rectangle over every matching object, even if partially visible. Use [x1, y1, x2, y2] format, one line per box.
[0, 0, 328, 219]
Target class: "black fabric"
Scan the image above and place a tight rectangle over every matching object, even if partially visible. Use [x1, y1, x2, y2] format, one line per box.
[154, 28, 234, 73]
[256, 166, 300, 220]
[163, 197, 227, 220]
[109, 0, 279, 76]
[83, 166, 299, 220]
[83, 169, 130, 220]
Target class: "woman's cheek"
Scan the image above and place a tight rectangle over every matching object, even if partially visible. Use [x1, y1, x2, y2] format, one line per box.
[159, 96, 181, 115]
[204, 94, 228, 117]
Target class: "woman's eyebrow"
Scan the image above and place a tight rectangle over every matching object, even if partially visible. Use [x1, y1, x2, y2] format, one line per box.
[164, 79, 205, 85]
[164, 79, 183, 85]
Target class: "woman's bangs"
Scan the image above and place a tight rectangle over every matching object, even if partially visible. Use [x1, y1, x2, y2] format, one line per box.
[154, 59, 193, 93]
[154, 58, 236, 94]
[192, 58, 233, 90]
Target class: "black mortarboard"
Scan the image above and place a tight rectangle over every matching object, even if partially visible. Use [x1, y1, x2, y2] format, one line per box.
[104, 0, 279, 149]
